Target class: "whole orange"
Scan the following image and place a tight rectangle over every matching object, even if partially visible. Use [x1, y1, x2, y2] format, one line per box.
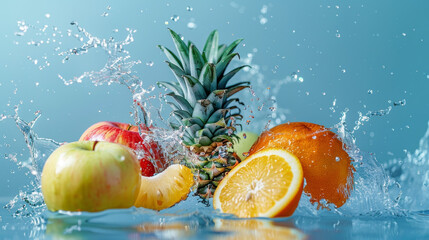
[248, 122, 354, 208]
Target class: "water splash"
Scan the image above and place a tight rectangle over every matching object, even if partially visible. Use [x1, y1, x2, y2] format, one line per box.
[385, 122, 429, 211]
[55, 22, 159, 128]
[236, 51, 304, 133]
[3, 106, 60, 220]
[12, 106, 61, 181]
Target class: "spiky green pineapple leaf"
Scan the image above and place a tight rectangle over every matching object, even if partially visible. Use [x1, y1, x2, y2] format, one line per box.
[220, 38, 243, 60]
[211, 135, 234, 143]
[172, 110, 192, 120]
[199, 63, 217, 93]
[183, 75, 207, 100]
[189, 44, 204, 78]
[196, 128, 214, 139]
[182, 134, 194, 145]
[182, 117, 205, 128]
[166, 93, 193, 114]
[169, 121, 181, 130]
[158, 45, 183, 70]
[166, 101, 180, 111]
[207, 109, 228, 123]
[217, 44, 226, 59]
[207, 90, 226, 109]
[183, 76, 197, 107]
[204, 123, 222, 134]
[218, 65, 250, 89]
[192, 100, 215, 123]
[203, 30, 219, 63]
[216, 53, 240, 78]
[226, 85, 249, 98]
[184, 124, 202, 139]
[226, 81, 251, 89]
[168, 29, 190, 73]
[213, 128, 229, 136]
[165, 61, 187, 96]
[204, 119, 227, 134]
[157, 81, 184, 96]
[224, 98, 241, 109]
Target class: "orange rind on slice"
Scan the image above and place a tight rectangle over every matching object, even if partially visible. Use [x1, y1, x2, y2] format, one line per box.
[134, 164, 194, 211]
[213, 148, 304, 218]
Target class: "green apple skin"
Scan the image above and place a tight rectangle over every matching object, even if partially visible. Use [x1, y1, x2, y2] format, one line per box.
[41, 141, 141, 212]
[233, 132, 259, 161]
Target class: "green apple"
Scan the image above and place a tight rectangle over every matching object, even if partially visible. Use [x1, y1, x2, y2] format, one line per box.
[233, 131, 259, 161]
[41, 141, 141, 212]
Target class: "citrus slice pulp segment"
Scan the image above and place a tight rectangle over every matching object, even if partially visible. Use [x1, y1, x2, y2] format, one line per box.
[213, 148, 304, 218]
[134, 164, 194, 211]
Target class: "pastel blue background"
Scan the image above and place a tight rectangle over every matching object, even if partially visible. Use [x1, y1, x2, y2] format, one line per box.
[1, 0, 428, 201]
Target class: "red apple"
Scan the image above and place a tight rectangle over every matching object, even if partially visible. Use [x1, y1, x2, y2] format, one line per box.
[79, 121, 166, 176]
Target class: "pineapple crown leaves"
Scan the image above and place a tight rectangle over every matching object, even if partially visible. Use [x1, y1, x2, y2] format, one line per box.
[158, 29, 250, 147]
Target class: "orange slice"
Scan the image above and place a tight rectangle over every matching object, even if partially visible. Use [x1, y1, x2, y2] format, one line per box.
[134, 164, 194, 210]
[249, 122, 354, 208]
[213, 148, 304, 218]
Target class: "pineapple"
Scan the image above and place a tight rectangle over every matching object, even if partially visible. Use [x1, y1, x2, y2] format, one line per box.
[158, 29, 250, 199]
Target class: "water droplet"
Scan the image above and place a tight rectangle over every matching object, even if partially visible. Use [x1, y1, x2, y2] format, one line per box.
[259, 17, 268, 25]
[393, 99, 406, 107]
[336, 33, 341, 38]
[335, 157, 340, 162]
[312, 136, 317, 139]
[45, 13, 51, 18]
[186, 6, 193, 11]
[261, 5, 268, 14]
[187, 21, 197, 30]
[402, 33, 406, 36]
[164, 21, 169, 25]
[171, 15, 180, 22]
[146, 61, 154, 67]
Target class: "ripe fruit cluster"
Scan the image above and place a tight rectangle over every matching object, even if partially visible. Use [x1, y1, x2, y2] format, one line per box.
[41, 121, 193, 212]
[40, 29, 355, 218]
[214, 122, 355, 217]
